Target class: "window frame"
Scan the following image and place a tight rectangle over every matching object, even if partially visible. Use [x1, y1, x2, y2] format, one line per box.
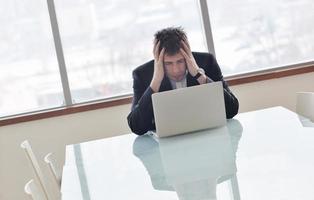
[1, 64, 313, 126]
[1, 0, 314, 126]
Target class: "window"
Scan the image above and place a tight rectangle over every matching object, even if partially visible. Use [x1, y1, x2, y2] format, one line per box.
[0, 1, 63, 117]
[54, 0, 206, 103]
[1, 0, 314, 119]
[207, 0, 314, 75]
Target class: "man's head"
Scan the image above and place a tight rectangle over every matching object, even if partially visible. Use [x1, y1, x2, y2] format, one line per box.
[154, 27, 187, 81]
[154, 27, 187, 55]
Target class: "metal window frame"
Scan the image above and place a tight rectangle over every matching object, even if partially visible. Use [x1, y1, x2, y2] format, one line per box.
[199, 0, 216, 56]
[47, 0, 73, 106]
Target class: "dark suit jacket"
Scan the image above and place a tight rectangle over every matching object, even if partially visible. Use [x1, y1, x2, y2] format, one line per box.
[127, 52, 239, 135]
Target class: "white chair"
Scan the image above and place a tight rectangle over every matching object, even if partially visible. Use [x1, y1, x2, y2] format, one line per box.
[296, 92, 314, 121]
[24, 179, 46, 200]
[44, 152, 62, 188]
[21, 140, 49, 200]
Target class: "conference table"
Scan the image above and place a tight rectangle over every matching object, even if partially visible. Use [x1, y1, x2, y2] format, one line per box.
[61, 107, 314, 200]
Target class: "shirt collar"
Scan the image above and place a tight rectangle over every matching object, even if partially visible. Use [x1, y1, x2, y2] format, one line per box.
[169, 71, 188, 89]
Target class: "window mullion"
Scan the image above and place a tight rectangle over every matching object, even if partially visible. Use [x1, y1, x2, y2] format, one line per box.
[199, 0, 216, 57]
[46, 0, 73, 106]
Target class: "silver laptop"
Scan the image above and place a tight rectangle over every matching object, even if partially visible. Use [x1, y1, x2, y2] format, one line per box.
[151, 81, 226, 137]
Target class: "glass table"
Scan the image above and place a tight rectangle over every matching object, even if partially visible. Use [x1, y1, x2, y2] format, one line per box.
[61, 106, 314, 200]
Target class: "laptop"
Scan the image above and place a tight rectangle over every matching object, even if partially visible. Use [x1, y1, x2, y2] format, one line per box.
[151, 81, 226, 138]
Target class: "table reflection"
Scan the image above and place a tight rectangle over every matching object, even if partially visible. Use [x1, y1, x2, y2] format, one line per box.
[133, 119, 243, 200]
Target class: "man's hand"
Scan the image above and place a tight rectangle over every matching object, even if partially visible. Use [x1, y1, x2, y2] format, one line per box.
[150, 40, 165, 92]
[180, 38, 209, 84]
[179, 37, 200, 77]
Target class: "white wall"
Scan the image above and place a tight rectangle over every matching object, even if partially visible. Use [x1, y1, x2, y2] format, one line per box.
[0, 72, 313, 200]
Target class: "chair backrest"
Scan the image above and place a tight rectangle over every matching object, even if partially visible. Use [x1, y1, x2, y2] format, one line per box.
[21, 140, 49, 200]
[24, 179, 46, 200]
[44, 152, 62, 188]
[296, 92, 314, 120]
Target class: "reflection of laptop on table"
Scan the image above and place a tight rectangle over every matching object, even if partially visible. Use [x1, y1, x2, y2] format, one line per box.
[151, 81, 226, 138]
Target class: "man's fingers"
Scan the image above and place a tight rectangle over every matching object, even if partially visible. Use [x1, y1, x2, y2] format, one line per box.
[182, 36, 191, 49]
[153, 39, 158, 53]
[183, 35, 190, 46]
[181, 40, 190, 53]
[154, 41, 161, 58]
[158, 48, 165, 62]
[180, 48, 189, 59]
[153, 39, 157, 54]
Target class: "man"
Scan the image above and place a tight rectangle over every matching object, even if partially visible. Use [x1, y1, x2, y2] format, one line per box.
[127, 27, 239, 135]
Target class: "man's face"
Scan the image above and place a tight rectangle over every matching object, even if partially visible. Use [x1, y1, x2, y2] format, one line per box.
[163, 52, 187, 81]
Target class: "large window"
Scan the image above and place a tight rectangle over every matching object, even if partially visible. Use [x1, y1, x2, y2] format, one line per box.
[207, 0, 314, 75]
[54, 0, 206, 103]
[0, 1, 63, 117]
[1, 0, 314, 118]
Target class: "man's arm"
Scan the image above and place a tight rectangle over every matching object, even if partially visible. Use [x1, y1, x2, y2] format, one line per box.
[150, 41, 165, 92]
[127, 70, 155, 135]
[222, 77, 239, 119]
[208, 54, 239, 118]
[127, 41, 166, 135]
[180, 39, 209, 85]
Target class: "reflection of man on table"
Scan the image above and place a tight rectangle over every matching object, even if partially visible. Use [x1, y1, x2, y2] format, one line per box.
[133, 119, 243, 200]
[127, 27, 239, 135]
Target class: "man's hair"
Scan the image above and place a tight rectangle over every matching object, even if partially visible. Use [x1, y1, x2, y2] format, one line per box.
[154, 27, 187, 55]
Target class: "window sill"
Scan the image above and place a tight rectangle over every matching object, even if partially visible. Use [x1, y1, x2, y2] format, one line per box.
[1, 64, 314, 127]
